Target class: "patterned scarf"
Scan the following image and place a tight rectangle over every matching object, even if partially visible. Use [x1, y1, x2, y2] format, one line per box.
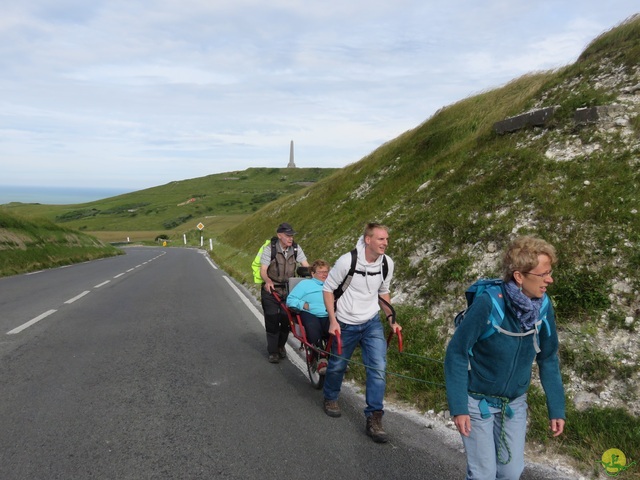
[503, 280, 543, 331]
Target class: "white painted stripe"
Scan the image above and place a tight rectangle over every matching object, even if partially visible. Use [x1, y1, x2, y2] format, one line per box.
[206, 257, 218, 270]
[94, 280, 110, 288]
[221, 276, 305, 375]
[64, 291, 90, 304]
[114, 273, 125, 278]
[136, 264, 142, 268]
[126, 268, 135, 272]
[287, 345, 307, 371]
[7, 309, 57, 335]
[222, 276, 263, 325]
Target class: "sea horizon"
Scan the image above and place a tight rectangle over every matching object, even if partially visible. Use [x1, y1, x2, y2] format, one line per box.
[0, 185, 132, 205]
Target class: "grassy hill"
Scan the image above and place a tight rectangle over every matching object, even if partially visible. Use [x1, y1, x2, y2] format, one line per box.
[0, 210, 121, 277]
[1, 167, 338, 241]
[210, 16, 640, 476]
[217, 17, 640, 326]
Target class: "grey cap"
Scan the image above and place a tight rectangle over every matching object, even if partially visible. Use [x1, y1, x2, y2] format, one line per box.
[276, 222, 296, 235]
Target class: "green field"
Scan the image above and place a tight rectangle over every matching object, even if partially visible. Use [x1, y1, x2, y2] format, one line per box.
[2, 167, 338, 242]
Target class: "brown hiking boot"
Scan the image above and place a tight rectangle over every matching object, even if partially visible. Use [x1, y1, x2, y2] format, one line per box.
[323, 399, 341, 418]
[366, 411, 388, 443]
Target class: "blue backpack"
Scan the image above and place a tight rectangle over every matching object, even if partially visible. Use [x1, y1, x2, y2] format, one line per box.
[454, 278, 550, 355]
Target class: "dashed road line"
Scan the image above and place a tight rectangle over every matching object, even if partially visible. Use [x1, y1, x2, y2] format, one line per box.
[6, 250, 166, 335]
[7, 309, 57, 335]
[64, 291, 90, 304]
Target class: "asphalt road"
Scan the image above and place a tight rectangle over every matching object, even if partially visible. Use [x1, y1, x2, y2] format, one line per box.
[0, 247, 572, 480]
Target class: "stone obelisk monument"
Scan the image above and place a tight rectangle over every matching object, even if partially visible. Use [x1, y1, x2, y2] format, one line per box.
[287, 140, 297, 168]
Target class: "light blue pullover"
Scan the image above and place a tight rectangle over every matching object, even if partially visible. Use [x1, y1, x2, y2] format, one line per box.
[286, 278, 328, 317]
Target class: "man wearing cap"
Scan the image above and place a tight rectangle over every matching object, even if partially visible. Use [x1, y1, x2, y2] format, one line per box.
[260, 222, 309, 363]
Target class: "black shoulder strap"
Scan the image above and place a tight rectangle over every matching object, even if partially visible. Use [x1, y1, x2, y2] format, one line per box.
[334, 249, 358, 301]
[271, 237, 298, 261]
[334, 250, 390, 301]
[270, 237, 299, 278]
[269, 237, 279, 278]
[382, 255, 388, 280]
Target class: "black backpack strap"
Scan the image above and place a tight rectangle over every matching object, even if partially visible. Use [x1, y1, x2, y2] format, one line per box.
[335, 251, 390, 301]
[353, 255, 388, 278]
[269, 237, 279, 278]
[334, 249, 357, 301]
[270, 237, 299, 281]
[382, 255, 388, 280]
[378, 294, 396, 324]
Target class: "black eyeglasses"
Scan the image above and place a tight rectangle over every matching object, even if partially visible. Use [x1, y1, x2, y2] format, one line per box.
[523, 270, 553, 279]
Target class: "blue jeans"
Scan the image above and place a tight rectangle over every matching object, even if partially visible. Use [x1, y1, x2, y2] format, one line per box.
[462, 393, 527, 480]
[322, 315, 387, 415]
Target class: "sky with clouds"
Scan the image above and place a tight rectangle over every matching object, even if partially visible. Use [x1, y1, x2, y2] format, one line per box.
[1, 1, 638, 191]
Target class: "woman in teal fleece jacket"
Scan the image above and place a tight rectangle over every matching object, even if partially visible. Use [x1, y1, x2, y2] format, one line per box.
[445, 236, 565, 480]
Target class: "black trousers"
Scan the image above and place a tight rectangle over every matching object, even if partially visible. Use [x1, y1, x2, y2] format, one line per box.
[261, 287, 290, 354]
[299, 311, 329, 347]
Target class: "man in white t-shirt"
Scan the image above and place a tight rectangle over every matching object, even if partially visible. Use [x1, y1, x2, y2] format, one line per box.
[321, 222, 402, 443]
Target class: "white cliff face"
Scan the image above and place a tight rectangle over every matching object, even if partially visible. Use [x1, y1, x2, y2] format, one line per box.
[388, 63, 640, 417]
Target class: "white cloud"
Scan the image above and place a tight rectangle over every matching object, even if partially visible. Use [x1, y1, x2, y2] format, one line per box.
[0, 0, 638, 190]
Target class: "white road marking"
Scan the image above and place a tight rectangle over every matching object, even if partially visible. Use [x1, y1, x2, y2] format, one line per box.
[222, 276, 263, 325]
[7, 309, 57, 335]
[206, 257, 218, 270]
[220, 275, 305, 375]
[287, 346, 307, 371]
[6, 251, 165, 335]
[64, 291, 90, 304]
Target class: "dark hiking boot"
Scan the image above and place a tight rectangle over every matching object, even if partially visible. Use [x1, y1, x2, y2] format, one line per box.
[366, 411, 388, 443]
[323, 399, 341, 418]
[278, 347, 287, 359]
[268, 353, 280, 363]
